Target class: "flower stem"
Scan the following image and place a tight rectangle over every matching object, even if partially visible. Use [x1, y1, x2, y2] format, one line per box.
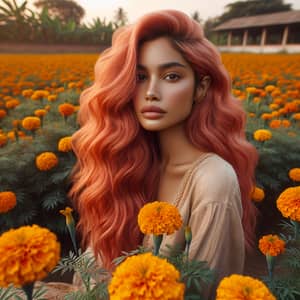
[266, 254, 275, 282]
[153, 235, 163, 256]
[291, 220, 299, 240]
[22, 283, 34, 300]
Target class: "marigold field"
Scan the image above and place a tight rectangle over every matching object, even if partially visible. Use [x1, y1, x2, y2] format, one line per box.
[0, 53, 299, 235]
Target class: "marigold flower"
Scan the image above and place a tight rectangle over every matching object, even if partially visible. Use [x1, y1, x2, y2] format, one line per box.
[109, 253, 184, 300]
[47, 95, 57, 102]
[22, 89, 34, 97]
[269, 119, 281, 129]
[289, 168, 300, 182]
[260, 113, 273, 120]
[0, 109, 7, 119]
[253, 129, 272, 142]
[246, 87, 256, 94]
[36, 152, 59, 171]
[258, 234, 285, 257]
[281, 119, 291, 128]
[22, 116, 41, 131]
[58, 103, 75, 117]
[216, 274, 275, 300]
[251, 186, 265, 202]
[292, 113, 300, 120]
[265, 85, 276, 93]
[138, 201, 183, 235]
[58, 136, 72, 152]
[31, 90, 50, 100]
[248, 112, 256, 118]
[34, 109, 47, 117]
[277, 186, 300, 221]
[5, 99, 20, 109]
[0, 134, 7, 147]
[0, 191, 17, 213]
[0, 225, 60, 287]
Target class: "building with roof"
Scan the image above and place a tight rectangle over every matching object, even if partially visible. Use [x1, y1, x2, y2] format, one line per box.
[213, 10, 300, 53]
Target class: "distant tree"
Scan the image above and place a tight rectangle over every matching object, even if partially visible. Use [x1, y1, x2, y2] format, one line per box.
[33, 0, 85, 25]
[219, 0, 292, 23]
[191, 11, 202, 24]
[113, 7, 128, 28]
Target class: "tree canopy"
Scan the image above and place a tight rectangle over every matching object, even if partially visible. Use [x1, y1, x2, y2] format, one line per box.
[33, 0, 85, 25]
[219, 0, 292, 23]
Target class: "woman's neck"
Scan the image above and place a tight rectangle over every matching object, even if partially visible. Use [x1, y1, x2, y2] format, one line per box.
[158, 123, 204, 167]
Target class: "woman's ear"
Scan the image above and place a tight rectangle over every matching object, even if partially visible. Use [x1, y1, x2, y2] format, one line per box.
[194, 76, 211, 103]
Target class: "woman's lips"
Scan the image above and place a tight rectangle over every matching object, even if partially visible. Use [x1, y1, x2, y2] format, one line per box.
[141, 106, 166, 120]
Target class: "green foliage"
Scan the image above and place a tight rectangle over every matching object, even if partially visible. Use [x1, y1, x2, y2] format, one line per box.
[0, 283, 47, 300]
[0, 89, 79, 237]
[260, 220, 300, 300]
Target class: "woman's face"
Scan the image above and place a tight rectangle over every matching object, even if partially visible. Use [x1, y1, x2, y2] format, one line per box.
[133, 36, 197, 132]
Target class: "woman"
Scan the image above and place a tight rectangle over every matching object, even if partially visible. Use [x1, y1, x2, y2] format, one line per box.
[70, 9, 258, 296]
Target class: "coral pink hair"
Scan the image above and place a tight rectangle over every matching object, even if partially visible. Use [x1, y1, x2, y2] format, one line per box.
[70, 10, 258, 269]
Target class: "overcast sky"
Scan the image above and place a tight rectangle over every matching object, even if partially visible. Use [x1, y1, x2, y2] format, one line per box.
[21, 0, 300, 24]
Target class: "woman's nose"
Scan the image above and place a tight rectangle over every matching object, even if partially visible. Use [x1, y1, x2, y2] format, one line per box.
[145, 78, 160, 101]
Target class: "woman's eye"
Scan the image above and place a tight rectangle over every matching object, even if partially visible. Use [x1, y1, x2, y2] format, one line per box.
[165, 73, 180, 81]
[136, 73, 146, 82]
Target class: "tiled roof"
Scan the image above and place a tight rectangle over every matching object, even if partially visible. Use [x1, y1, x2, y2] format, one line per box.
[214, 10, 300, 31]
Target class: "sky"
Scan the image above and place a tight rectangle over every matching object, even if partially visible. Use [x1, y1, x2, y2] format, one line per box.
[20, 0, 300, 24]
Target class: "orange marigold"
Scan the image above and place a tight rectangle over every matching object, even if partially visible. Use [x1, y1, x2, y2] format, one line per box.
[58, 103, 75, 117]
[34, 109, 47, 117]
[258, 234, 285, 257]
[48, 95, 57, 102]
[269, 119, 281, 129]
[58, 136, 72, 152]
[292, 113, 300, 120]
[289, 168, 300, 182]
[36, 152, 59, 171]
[109, 253, 184, 300]
[216, 274, 275, 300]
[0, 109, 7, 119]
[281, 119, 291, 128]
[0, 225, 60, 287]
[253, 129, 272, 142]
[251, 186, 265, 202]
[22, 116, 41, 131]
[277, 186, 300, 221]
[0, 191, 17, 213]
[138, 201, 183, 235]
[0, 134, 7, 147]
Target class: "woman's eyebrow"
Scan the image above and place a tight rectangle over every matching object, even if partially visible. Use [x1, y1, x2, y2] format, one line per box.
[137, 62, 187, 71]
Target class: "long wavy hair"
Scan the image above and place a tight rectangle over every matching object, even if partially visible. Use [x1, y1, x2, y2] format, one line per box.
[70, 10, 258, 269]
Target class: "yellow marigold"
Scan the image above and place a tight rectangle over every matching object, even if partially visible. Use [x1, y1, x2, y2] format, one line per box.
[265, 85, 276, 93]
[58, 103, 75, 117]
[0, 109, 7, 119]
[251, 186, 265, 202]
[36, 152, 59, 171]
[216, 274, 275, 300]
[0, 191, 17, 213]
[253, 129, 272, 142]
[0, 134, 8, 147]
[258, 234, 285, 257]
[138, 201, 183, 235]
[109, 253, 184, 300]
[0, 224, 60, 287]
[277, 186, 300, 221]
[34, 109, 47, 117]
[22, 116, 41, 131]
[58, 136, 72, 152]
[59, 207, 74, 226]
[289, 168, 300, 182]
[269, 103, 279, 110]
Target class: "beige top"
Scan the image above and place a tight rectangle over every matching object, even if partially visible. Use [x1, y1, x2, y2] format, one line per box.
[143, 152, 245, 298]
